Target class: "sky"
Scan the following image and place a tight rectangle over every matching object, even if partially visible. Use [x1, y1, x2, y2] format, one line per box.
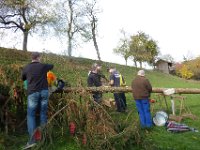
[1, 0, 200, 67]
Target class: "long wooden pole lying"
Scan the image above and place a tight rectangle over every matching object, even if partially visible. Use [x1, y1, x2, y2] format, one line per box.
[63, 87, 200, 94]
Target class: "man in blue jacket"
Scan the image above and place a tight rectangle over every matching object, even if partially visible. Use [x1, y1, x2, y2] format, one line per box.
[109, 67, 126, 112]
[22, 52, 53, 149]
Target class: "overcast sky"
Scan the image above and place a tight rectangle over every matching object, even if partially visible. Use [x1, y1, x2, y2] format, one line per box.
[1, 0, 200, 66]
[96, 0, 200, 64]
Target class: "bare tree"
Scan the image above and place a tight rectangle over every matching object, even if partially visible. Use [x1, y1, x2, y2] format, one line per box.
[0, 0, 55, 51]
[54, 0, 86, 57]
[83, 0, 101, 60]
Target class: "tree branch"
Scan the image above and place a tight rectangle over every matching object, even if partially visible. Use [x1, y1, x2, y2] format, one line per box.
[3, 13, 21, 19]
[0, 26, 18, 29]
[21, 7, 28, 24]
[0, 16, 23, 31]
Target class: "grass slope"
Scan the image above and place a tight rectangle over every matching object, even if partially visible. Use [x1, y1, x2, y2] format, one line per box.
[0, 47, 200, 150]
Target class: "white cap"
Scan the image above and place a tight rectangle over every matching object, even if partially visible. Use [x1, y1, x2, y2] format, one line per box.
[137, 70, 145, 76]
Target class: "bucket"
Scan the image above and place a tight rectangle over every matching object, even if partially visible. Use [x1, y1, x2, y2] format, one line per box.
[153, 111, 168, 126]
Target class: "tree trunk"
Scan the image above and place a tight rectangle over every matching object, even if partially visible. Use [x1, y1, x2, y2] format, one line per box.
[125, 59, 127, 66]
[63, 87, 200, 94]
[68, 37, 72, 56]
[133, 59, 137, 68]
[139, 61, 142, 68]
[91, 16, 101, 61]
[92, 34, 101, 61]
[23, 31, 28, 51]
[67, 0, 73, 57]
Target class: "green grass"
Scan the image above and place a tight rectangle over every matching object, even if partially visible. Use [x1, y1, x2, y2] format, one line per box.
[1, 47, 200, 150]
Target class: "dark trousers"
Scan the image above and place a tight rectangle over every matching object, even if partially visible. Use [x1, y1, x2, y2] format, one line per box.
[120, 93, 127, 108]
[113, 93, 125, 112]
[93, 93, 102, 103]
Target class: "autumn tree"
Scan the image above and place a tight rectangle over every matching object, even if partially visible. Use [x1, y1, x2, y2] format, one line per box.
[129, 32, 148, 68]
[0, 0, 56, 51]
[183, 57, 200, 80]
[113, 29, 130, 66]
[176, 64, 193, 79]
[129, 31, 159, 68]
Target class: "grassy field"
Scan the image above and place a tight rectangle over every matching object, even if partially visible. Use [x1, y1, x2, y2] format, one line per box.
[0, 47, 200, 150]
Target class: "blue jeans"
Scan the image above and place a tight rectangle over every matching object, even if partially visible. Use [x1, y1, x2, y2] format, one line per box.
[135, 99, 152, 128]
[27, 90, 49, 143]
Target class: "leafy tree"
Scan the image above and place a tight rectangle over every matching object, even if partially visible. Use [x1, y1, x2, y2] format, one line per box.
[113, 29, 130, 66]
[145, 39, 159, 68]
[0, 0, 56, 51]
[129, 31, 148, 68]
[129, 31, 159, 68]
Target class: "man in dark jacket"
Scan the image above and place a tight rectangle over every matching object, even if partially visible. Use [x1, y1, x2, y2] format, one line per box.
[22, 52, 53, 149]
[131, 70, 153, 128]
[87, 63, 104, 103]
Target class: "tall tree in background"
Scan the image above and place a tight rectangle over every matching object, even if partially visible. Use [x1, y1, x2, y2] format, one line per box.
[66, 0, 78, 57]
[83, 0, 101, 60]
[0, 0, 55, 51]
[55, 0, 90, 57]
[113, 29, 130, 65]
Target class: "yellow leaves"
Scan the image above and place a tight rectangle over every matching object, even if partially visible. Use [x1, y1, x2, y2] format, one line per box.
[177, 64, 193, 79]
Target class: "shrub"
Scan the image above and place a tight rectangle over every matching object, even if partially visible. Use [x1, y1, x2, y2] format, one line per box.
[176, 64, 193, 79]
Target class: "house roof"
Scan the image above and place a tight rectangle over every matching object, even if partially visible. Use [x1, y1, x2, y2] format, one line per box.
[155, 59, 173, 66]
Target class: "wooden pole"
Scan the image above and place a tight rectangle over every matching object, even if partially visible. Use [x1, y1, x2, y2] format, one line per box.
[63, 87, 200, 94]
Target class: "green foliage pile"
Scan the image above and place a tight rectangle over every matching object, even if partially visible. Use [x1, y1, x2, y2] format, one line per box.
[42, 94, 141, 150]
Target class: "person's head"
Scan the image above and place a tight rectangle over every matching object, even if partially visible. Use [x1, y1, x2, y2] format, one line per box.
[137, 70, 145, 77]
[108, 67, 116, 74]
[91, 63, 102, 73]
[31, 52, 40, 62]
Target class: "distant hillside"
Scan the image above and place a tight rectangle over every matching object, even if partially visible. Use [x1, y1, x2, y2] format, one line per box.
[1, 47, 200, 89]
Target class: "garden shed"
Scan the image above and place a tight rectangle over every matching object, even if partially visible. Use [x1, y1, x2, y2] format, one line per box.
[155, 59, 174, 74]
